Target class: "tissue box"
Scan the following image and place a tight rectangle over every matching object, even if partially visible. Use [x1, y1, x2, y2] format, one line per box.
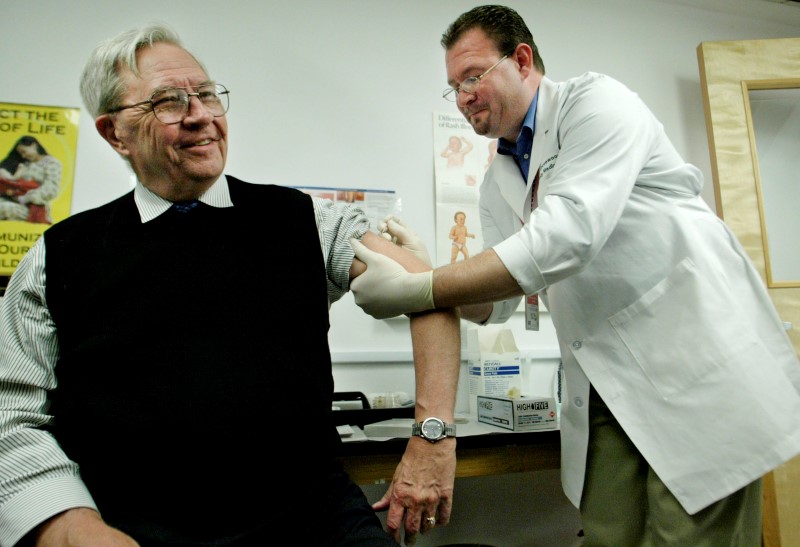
[467, 328, 522, 416]
[477, 395, 557, 431]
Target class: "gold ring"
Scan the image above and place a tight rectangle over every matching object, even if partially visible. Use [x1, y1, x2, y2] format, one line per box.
[425, 516, 436, 526]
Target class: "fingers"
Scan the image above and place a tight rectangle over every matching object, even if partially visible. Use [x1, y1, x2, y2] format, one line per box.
[378, 214, 398, 233]
[379, 219, 432, 267]
[400, 507, 439, 546]
[384, 499, 406, 545]
[371, 486, 392, 513]
[386, 218, 409, 240]
[384, 493, 442, 545]
[379, 216, 402, 244]
[387, 215, 407, 228]
[436, 498, 453, 527]
[422, 514, 438, 531]
[380, 215, 411, 237]
[349, 237, 377, 263]
[378, 220, 407, 247]
[349, 237, 365, 253]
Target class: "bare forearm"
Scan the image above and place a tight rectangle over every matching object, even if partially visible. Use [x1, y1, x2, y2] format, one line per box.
[409, 308, 461, 421]
[433, 249, 522, 309]
[352, 232, 461, 418]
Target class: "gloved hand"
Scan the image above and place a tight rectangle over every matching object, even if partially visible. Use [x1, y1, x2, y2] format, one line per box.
[350, 238, 435, 319]
[378, 215, 432, 267]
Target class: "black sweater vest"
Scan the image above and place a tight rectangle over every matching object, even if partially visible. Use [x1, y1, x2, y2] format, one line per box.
[44, 176, 339, 542]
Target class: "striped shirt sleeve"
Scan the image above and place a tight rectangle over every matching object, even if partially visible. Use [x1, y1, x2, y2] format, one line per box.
[311, 196, 370, 304]
[0, 238, 97, 546]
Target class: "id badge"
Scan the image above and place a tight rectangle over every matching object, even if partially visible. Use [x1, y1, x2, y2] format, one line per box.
[525, 294, 539, 331]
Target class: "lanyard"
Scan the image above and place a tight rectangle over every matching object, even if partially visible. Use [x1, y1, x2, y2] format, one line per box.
[524, 167, 540, 331]
[521, 168, 540, 226]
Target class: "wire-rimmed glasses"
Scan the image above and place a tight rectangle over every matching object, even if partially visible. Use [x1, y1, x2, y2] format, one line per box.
[442, 56, 508, 102]
[108, 83, 230, 124]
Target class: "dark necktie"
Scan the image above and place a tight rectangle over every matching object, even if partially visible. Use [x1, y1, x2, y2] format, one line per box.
[171, 200, 200, 213]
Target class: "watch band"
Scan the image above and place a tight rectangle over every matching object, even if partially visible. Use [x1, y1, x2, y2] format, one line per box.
[410, 422, 457, 436]
[412, 417, 456, 443]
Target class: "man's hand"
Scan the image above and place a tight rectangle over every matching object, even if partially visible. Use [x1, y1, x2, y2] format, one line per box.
[372, 437, 456, 546]
[378, 216, 432, 267]
[34, 508, 139, 546]
[349, 239, 434, 319]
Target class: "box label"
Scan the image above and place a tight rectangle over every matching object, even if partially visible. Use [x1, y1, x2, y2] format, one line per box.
[477, 395, 557, 431]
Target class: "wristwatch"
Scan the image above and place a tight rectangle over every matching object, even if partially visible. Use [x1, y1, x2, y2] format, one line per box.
[412, 417, 456, 443]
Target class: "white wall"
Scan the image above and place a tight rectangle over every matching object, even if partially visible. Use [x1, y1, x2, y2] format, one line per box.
[2, 0, 798, 392]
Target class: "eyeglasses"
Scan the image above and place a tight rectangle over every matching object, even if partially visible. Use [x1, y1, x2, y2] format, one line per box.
[442, 55, 508, 102]
[108, 83, 230, 124]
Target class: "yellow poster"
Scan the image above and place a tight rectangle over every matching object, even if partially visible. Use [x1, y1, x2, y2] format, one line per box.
[0, 102, 79, 278]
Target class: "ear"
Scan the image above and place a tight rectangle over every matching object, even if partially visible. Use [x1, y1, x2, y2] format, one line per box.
[509, 43, 535, 80]
[95, 114, 130, 157]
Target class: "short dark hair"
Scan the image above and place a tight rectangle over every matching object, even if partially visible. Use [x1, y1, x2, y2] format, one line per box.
[441, 4, 545, 75]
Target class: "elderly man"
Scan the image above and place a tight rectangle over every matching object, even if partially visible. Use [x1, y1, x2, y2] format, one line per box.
[0, 24, 460, 547]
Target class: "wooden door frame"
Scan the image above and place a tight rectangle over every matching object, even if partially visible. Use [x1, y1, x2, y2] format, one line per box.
[697, 37, 800, 547]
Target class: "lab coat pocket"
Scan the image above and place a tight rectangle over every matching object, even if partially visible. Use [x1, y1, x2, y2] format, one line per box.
[608, 257, 752, 400]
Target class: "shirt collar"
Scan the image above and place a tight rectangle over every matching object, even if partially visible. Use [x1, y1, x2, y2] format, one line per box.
[497, 91, 538, 158]
[134, 175, 234, 223]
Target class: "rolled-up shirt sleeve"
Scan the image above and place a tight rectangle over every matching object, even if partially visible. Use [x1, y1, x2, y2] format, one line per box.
[311, 196, 370, 305]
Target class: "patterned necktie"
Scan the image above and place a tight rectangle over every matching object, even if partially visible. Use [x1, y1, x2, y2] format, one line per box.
[171, 200, 200, 213]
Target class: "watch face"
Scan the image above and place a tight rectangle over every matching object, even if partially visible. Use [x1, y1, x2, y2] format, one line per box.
[422, 418, 444, 438]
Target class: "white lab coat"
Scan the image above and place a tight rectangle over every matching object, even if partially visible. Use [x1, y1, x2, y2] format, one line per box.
[482, 72, 800, 514]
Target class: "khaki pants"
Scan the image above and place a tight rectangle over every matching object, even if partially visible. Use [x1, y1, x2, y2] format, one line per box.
[579, 387, 762, 546]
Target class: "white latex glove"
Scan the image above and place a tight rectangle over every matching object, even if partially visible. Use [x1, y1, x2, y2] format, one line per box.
[349, 238, 435, 319]
[378, 215, 432, 267]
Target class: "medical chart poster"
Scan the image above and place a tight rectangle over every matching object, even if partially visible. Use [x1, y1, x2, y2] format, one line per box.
[0, 102, 79, 278]
[432, 111, 496, 267]
[292, 185, 401, 234]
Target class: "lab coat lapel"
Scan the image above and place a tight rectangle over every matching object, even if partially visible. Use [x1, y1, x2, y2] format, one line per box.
[530, 77, 560, 201]
[495, 154, 528, 223]
[496, 78, 560, 224]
